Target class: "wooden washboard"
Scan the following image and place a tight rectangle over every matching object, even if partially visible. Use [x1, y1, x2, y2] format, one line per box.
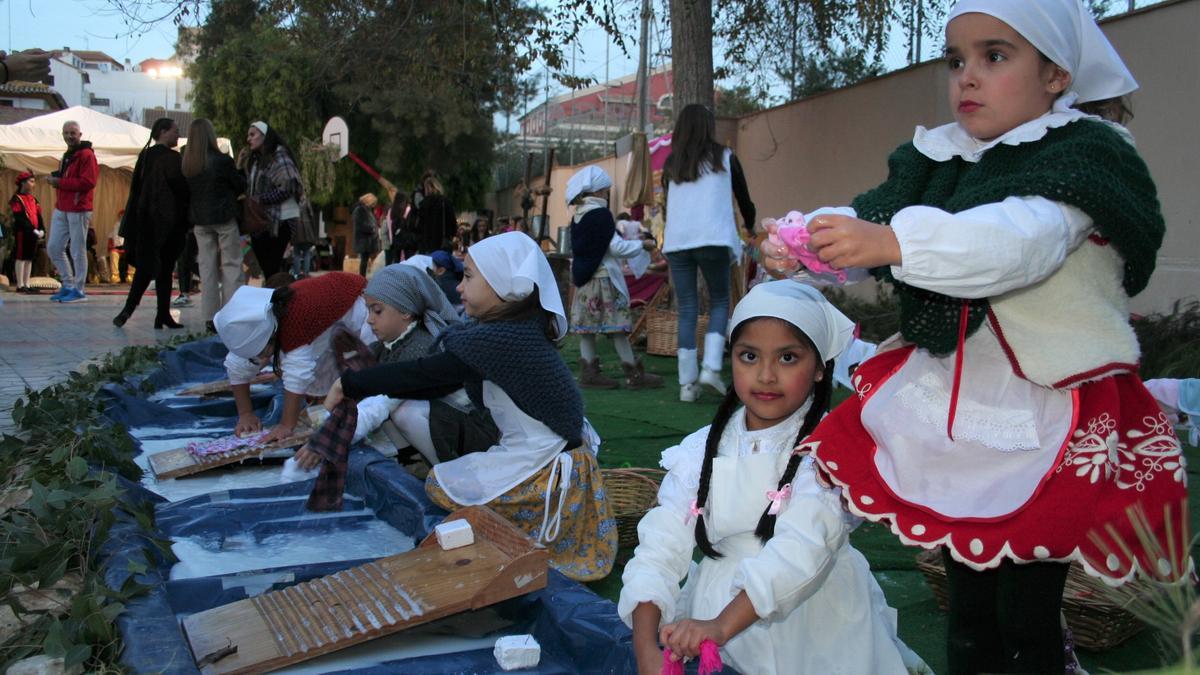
[182, 506, 549, 674]
[147, 429, 313, 480]
[179, 372, 277, 397]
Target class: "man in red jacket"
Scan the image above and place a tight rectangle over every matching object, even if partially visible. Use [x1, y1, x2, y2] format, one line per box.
[45, 120, 98, 303]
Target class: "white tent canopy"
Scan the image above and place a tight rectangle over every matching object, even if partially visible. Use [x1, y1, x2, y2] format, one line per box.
[2, 106, 152, 172]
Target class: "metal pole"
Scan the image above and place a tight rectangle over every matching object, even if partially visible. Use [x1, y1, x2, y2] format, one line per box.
[636, 0, 651, 131]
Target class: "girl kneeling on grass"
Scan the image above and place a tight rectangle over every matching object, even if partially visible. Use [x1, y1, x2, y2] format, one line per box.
[325, 232, 617, 581]
[619, 281, 921, 675]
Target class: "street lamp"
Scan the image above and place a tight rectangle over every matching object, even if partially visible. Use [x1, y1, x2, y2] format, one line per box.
[146, 65, 183, 110]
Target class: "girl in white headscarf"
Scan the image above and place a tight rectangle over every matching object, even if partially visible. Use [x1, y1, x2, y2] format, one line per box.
[786, 2, 1186, 672]
[620, 281, 922, 675]
[326, 233, 617, 582]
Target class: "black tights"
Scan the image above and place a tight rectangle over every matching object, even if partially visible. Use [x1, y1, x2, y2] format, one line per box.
[943, 548, 1070, 674]
[123, 230, 186, 321]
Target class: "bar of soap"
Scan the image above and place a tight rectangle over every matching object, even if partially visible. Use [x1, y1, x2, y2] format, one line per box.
[434, 520, 474, 550]
[494, 634, 540, 671]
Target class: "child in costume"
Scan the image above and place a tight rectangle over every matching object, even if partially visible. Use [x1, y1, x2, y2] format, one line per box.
[619, 281, 918, 675]
[340, 263, 499, 465]
[9, 172, 44, 294]
[791, 1, 1188, 672]
[214, 271, 375, 444]
[567, 166, 663, 390]
[327, 233, 617, 581]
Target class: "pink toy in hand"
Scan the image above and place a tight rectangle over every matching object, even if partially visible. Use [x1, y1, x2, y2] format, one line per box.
[662, 640, 724, 675]
[759, 211, 847, 282]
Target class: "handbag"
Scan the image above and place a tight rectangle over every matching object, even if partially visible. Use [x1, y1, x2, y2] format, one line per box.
[239, 196, 271, 236]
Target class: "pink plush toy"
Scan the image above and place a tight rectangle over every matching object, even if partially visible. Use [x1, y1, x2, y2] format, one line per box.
[757, 211, 847, 282]
[662, 640, 724, 675]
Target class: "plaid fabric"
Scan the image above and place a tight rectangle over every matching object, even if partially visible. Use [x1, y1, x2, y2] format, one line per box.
[305, 330, 378, 512]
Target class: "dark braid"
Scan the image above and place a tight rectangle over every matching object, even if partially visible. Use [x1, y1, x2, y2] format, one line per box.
[694, 387, 742, 559]
[268, 285, 295, 377]
[753, 359, 835, 542]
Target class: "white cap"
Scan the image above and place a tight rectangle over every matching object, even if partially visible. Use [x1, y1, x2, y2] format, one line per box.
[213, 286, 276, 358]
[728, 281, 856, 364]
[468, 232, 568, 340]
[565, 165, 612, 205]
[947, 0, 1137, 103]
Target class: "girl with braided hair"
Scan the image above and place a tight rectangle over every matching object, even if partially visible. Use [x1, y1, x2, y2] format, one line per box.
[619, 281, 917, 675]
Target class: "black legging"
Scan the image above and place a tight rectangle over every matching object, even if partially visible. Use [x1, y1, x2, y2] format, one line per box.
[943, 548, 1070, 674]
[122, 228, 186, 321]
[250, 219, 293, 279]
[177, 231, 198, 294]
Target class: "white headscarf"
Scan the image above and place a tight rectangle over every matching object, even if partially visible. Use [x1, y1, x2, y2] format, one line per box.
[250, 121, 269, 136]
[947, 0, 1137, 103]
[213, 286, 277, 359]
[728, 281, 856, 364]
[565, 165, 612, 206]
[468, 232, 568, 340]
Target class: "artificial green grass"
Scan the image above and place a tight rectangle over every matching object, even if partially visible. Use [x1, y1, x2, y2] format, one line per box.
[563, 335, 1198, 673]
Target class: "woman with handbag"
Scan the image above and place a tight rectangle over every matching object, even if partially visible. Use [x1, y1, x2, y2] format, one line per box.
[113, 118, 191, 329]
[238, 121, 303, 279]
[182, 118, 245, 330]
[352, 193, 381, 276]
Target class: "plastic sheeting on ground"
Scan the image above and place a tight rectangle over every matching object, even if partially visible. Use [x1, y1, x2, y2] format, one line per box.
[96, 337, 639, 674]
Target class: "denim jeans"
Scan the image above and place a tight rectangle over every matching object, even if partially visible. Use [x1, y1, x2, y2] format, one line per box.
[665, 246, 731, 350]
[291, 243, 314, 277]
[48, 209, 90, 291]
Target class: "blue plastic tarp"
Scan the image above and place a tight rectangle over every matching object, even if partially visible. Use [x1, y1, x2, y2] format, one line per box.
[96, 337, 640, 674]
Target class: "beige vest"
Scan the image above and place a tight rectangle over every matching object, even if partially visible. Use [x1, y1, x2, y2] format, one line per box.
[989, 239, 1139, 389]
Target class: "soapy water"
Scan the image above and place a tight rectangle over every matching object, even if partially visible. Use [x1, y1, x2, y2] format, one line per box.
[270, 632, 511, 675]
[169, 520, 415, 580]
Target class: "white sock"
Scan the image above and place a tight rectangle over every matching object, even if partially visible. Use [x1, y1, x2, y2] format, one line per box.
[579, 334, 598, 362]
[391, 399, 437, 464]
[612, 334, 636, 365]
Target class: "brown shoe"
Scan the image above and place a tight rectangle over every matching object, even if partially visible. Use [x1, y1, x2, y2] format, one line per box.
[579, 358, 619, 389]
[622, 360, 665, 390]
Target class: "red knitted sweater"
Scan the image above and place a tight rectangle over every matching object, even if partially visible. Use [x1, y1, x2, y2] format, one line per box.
[279, 272, 367, 352]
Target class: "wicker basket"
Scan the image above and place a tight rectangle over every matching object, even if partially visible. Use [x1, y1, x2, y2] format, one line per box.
[646, 312, 711, 357]
[915, 549, 1145, 651]
[602, 468, 665, 551]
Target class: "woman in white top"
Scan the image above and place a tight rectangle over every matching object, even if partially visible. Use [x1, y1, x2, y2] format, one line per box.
[620, 281, 919, 675]
[662, 104, 757, 402]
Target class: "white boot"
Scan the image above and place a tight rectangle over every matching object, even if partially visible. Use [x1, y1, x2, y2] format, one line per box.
[699, 332, 727, 394]
[678, 348, 700, 402]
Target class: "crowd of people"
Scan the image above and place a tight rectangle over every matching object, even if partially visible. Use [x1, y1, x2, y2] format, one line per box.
[7, 1, 1192, 673]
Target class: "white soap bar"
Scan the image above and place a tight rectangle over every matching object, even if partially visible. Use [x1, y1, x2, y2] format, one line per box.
[279, 457, 320, 484]
[434, 520, 474, 550]
[494, 634, 541, 671]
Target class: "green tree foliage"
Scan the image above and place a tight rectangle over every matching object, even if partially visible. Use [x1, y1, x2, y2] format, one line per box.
[715, 84, 766, 117]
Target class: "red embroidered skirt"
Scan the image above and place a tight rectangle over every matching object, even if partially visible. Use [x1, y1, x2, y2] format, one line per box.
[810, 346, 1190, 584]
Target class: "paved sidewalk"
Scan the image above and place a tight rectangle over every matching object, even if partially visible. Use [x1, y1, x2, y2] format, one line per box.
[0, 288, 207, 435]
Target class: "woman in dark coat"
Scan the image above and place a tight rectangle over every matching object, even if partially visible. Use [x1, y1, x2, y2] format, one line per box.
[352, 193, 380, 276]
[113, 118, 191, 329]
[9, 171, 44, 293]
[413, 171, 456, 253]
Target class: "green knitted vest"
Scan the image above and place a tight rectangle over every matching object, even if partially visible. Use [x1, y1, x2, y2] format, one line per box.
[852, 119, 1164, 355]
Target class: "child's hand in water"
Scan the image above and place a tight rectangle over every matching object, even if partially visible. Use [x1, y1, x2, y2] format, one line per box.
[293, 444, 323, 471]
[659, 618, 727, 660]
[324, 379, 345, 411]
[807, 214, 902, 269]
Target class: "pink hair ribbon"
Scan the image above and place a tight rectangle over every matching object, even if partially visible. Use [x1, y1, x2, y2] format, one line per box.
[686, 499, 704, 524]
[766, 484, 793, 516]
